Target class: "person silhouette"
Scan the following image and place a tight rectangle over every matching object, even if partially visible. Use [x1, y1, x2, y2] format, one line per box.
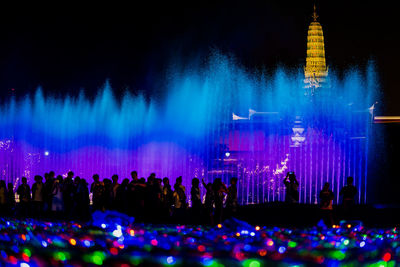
[340, 176, 357, 208]
[213, 178, 227, 224]
[226, 177, 238, 218]
[32, 175, 44, 218]
[202, 179, 214, 225]
[162, 177, 173, 219]
[340, 176, 357, 220]
[7, 182, 15, 215]
[319, 182, 334, 227]
[284, 172, 299, 204]
[190, 178, 202, 223]
[91, 174, 104, 211]
[17, 177, 31, 217]
[0, 180, 6, 216]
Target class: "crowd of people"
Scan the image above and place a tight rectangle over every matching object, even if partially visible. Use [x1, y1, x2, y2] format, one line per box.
[0, 171, 238, 225]
[0, 170, 357, 226]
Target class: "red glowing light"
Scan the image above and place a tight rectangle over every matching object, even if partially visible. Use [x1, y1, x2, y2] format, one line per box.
[316, 256, 325, 264]
[382, 252, 391, 262]
[151, 239, 158, 246]
[197, 245, 206, 252]
[258, 249, 267, 256]
[110, 247, 118, 255]
[22, 253, 30, 262]
[9, 256, 17, 264]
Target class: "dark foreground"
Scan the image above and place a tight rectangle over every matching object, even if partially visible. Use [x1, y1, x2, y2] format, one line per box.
[0, 207, 399, 267]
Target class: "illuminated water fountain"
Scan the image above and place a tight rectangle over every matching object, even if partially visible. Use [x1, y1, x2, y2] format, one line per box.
[0, 52, 378, 204]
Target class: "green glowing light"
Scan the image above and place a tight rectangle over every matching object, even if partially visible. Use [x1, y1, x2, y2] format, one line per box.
[92, 255, 103, 265]
[23, 248, 31, 257]
[130, 256, 142, 265]
[288, 241, 297, 248]
[243, 259, 261, 267]
[330, 251, 346, 260]
[205, 260, 224, 267]
[91, 251, 106, 265]
[53, 251, 68, 261]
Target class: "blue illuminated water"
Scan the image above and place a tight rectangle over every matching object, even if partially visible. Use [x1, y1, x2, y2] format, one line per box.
[0, 53, 378, 204]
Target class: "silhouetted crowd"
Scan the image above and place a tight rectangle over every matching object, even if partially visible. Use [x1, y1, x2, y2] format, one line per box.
[0, 171, 238, 225]
[0, 170, 357, 226]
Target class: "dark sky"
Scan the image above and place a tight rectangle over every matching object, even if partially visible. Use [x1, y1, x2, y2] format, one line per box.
[0, 1, 399, 114]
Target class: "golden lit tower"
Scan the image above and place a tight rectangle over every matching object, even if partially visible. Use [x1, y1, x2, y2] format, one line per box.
[304, 4, 328, 94]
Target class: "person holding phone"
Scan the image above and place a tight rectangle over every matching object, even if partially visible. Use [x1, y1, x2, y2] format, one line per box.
[284, 172, 299, 203]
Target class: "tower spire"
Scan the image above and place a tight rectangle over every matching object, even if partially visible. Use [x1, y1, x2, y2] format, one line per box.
[304, 1, 328, 95]
[312, 4, 319, 22]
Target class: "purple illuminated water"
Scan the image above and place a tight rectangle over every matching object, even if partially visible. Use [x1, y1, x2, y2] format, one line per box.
[0, 54, 378, 204]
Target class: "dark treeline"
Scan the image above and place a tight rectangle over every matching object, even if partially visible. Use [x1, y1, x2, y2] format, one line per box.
[0, 171, 357, 226]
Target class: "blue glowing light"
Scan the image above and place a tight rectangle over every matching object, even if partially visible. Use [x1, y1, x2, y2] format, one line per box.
[278, 246, 286, 253]
[166, 256, 176, 264]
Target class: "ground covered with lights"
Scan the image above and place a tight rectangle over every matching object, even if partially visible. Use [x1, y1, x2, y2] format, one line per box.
[0, 213, 398, 267]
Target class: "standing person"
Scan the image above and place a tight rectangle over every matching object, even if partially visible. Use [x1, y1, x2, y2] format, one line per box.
[202, 179, 215, 225]
[103, 178, 113, 211]
[135, 178, 147, 221]
[6, 182, 15, 216]
[51, 175, 64, 217]
[154, 178, 163, 222]
[115, 178, 130, 214]
[63, 171, 75, 219]
[162, 177, 173, 220]
[75, 179, 90, 221]
[190, 178, 202, 223]
[111, 174, 120, 209]
[174, 176, 187, 214]
[172, 183, 183, 223]
[31, 175, 44, 218]
[131, 171, 138, 183]
[226, 177, 238, 218]
[91, 174, 104, 212]
[0, 180, 6, 215]
[72, 176, 81, 219]
[340, 176, 357, 220]
[340, 176, 357, 208]
[144, 175, 156, 221]
[43, 172, 54, 216]
[284, 172, 299, 204]
[213, 178, 227, 224]
[319, 182, 334, 227]
[17, 177, 31, 218]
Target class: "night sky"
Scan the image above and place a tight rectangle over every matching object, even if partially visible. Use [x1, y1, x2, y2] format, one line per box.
[0, 1, 399, 115]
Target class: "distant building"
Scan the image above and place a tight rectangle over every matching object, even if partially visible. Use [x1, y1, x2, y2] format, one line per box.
[304, 5, 328, 95]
